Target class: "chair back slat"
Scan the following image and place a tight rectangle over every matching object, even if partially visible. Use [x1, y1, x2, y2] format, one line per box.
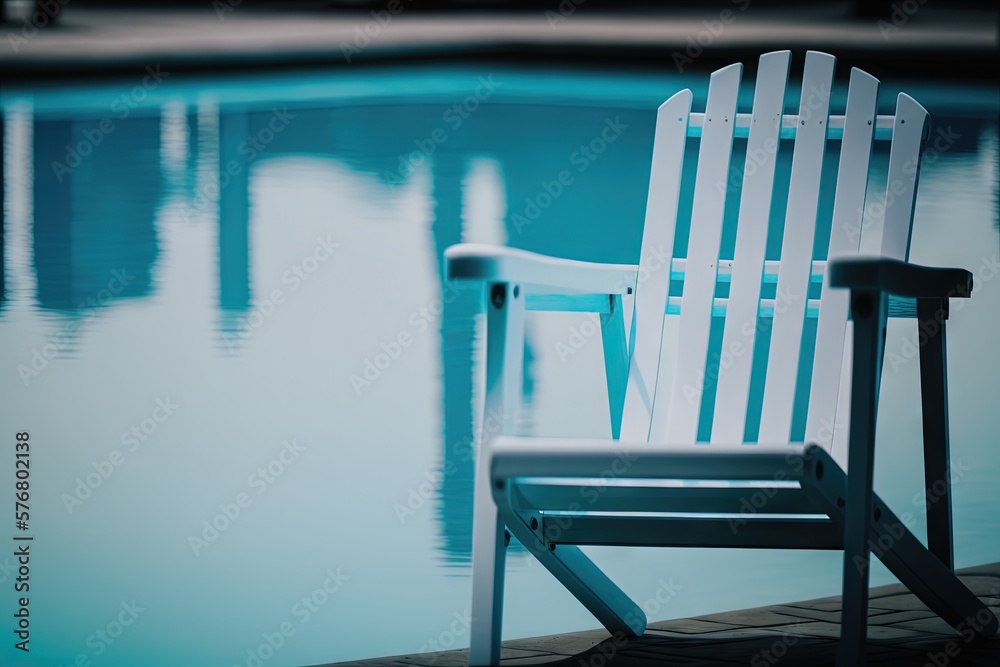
[661, 63, 742, 445]
[804, 67, 879, 454]
[758, 51, 836, 444]
[620, 90, 692, 441]
[710, 50, 791, 444]
[881, 94, 929, 261]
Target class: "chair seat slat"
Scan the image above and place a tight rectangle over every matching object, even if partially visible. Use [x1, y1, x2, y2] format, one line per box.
[544, 516, 842, 549]
[513, 480, 824, 515]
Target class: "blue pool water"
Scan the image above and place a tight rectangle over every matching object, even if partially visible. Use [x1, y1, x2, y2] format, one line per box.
[0, 64, 997, 666]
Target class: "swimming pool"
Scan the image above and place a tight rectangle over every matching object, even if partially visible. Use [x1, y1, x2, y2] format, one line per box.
[0, 63, 997, 666]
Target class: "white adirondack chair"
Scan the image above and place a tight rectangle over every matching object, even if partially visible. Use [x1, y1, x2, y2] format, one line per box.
[445, 50, 997, 666]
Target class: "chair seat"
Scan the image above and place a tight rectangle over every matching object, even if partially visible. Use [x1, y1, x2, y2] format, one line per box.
[494, 437, 841, 550]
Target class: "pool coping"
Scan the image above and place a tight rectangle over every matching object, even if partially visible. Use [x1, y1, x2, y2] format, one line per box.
[1, 5, 997, 81]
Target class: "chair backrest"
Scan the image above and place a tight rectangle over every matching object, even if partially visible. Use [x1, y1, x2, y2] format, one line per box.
[620, 50, 929, 466]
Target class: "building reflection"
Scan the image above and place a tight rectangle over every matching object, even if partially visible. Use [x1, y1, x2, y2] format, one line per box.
[32, 115, 160, 313]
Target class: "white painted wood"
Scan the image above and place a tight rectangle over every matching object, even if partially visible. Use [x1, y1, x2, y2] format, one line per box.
[662, 63, 742, 444]
[832, 329, 853, 470]
[711, 50, 791, 444]
[619, 90, 692, 441]
[493, 486, 647, 640]
[491, 437, 808, 481]
[602, 294, 629, 439]
[758, 51, 837, 444]
[665, 296, 820, 318]
[689, 112, 895, 141]
[446, 243, 637, 295]
[881, 94, 929, 262]
[805, 67, 879, 452]
[469, 283, 524, 666]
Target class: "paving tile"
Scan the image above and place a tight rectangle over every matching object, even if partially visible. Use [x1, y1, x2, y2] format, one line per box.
[865, 595, 936, 612]
[647, 618, 743, 634]
[887, 615, 964, 636]
[498, 655, 570, 666]
[954, 576, 1000, 597]
[691, 608, 808, 627]
[501, 631, 610, 655]
[868, 609, 939, 625]
[783, 597, 846, 613]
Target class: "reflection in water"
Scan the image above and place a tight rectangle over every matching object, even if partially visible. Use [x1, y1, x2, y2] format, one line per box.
[218, 110, 252, 331]
[1, 109, 4, 312]
[4, 81, 999, 573]
[430, 152, 481, 565]
[32, 116, 160, 314]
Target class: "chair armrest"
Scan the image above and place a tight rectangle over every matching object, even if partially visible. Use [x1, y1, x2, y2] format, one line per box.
[828, 257, 973, 299]
[445, 243, 638, 295]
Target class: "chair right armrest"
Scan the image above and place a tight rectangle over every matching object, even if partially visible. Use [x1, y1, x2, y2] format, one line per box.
[828, 257, 973, 300]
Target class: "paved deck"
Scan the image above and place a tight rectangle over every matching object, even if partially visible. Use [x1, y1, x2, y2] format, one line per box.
[328, 562, 1000, 666]
[1, 3, 997, 78]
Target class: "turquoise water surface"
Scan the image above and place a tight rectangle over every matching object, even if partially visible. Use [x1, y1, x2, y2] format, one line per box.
[0, 64, 997, 666]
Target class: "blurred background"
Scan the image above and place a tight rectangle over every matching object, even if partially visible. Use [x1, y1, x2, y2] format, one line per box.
[0, 2, 997, 666]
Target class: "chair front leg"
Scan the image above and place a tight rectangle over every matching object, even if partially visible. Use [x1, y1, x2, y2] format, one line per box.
[917, 297, 954, 571]
[838, 289, 887, 667]
[470, 282, 524, 667]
